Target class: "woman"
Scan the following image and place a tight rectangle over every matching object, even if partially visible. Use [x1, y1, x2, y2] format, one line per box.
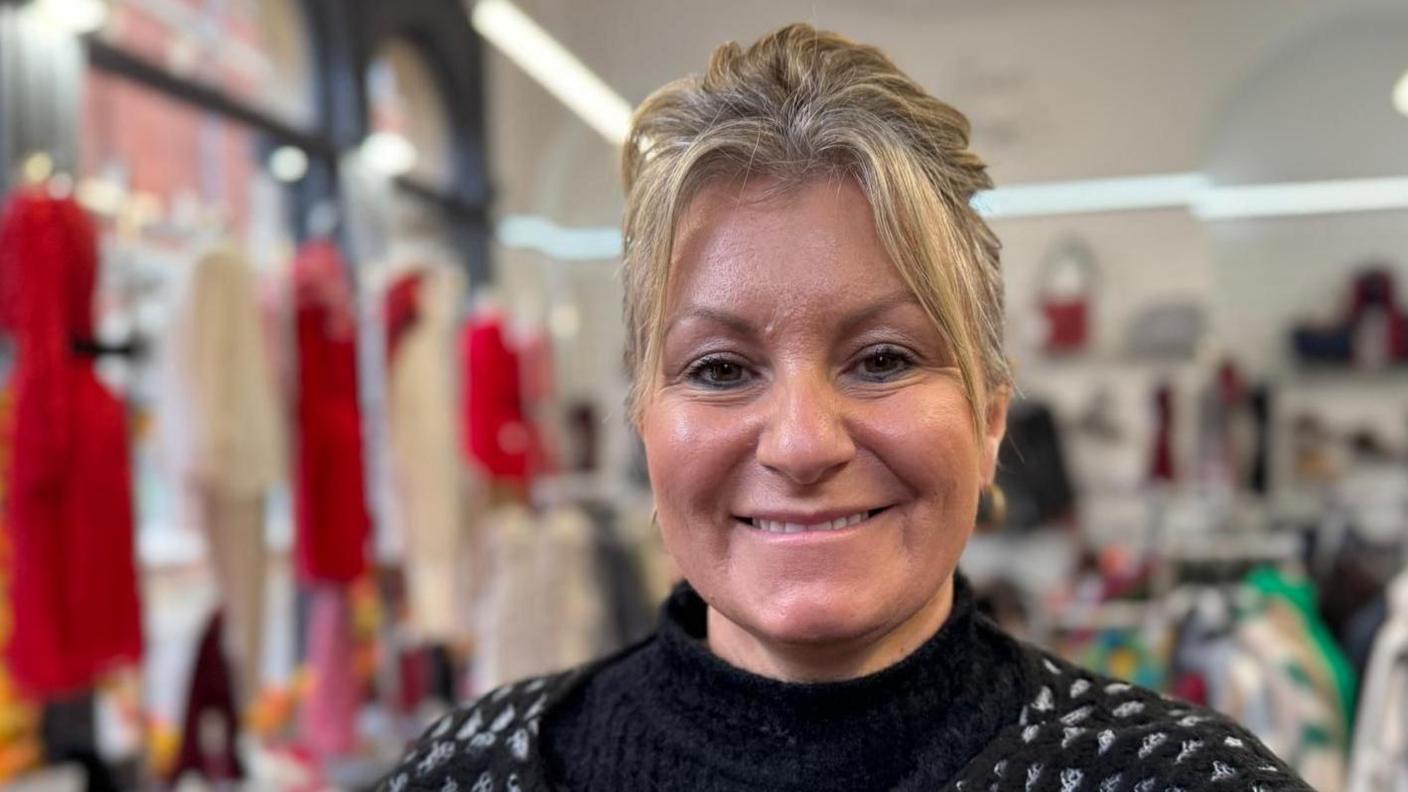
[383, 24, 1312, 792]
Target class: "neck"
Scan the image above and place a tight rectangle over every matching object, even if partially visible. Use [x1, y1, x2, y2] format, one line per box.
[704, 577, 956, 682]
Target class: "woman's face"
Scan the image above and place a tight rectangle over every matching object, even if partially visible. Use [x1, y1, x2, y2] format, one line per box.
[641, 176, 1008, 677]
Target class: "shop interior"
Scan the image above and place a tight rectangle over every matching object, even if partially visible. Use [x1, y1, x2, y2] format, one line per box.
[1, 0, 1407, 789]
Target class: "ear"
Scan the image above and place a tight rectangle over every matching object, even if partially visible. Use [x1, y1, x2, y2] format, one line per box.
[980, 385, 1012, 487]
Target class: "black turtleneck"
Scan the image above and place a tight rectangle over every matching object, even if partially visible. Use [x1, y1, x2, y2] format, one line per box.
[541, 575, 1033, 792]
[381, 572, 1315, 792]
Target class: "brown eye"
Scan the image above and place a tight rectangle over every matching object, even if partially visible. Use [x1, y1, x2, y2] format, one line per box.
[687, 357, 750, 388]
[858, 347, 913, 381]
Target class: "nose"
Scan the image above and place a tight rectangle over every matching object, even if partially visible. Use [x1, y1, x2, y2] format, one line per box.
[755, 372, 856, 486]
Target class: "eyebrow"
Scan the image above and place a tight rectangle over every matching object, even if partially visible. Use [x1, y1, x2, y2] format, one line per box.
[663, 290, 925, 340]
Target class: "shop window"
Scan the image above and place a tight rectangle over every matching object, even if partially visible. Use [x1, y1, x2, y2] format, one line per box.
[100, 0, 316, 128]
[79, 68, 295, 558]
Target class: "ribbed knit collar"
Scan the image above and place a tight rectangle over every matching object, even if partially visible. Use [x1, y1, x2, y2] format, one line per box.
[636, 574, 1033, 791]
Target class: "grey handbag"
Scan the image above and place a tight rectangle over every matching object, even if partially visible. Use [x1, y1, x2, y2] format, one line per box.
[1125, 302, 1205, 360]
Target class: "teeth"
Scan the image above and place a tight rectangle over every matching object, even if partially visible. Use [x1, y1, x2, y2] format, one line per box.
[750, 511, 871, 534]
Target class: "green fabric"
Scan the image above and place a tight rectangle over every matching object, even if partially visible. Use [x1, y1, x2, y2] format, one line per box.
[1246, 565, 1357, 732]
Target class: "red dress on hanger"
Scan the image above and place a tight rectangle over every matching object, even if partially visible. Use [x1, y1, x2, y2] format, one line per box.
[292, 240, 370, 584]
[0, 189, 142, 698]
[461, 314, 532, 483]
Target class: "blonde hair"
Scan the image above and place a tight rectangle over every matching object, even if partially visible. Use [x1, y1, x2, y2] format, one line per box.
[621, 23, 1009, 437]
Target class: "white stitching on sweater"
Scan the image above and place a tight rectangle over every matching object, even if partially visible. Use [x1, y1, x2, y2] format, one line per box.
[417, 742, 455, 776]
[508, 728, 530, 761]
[1060, 767, 1084, 792]
[1174, 740, 1203, 763]
[1138, 732, 1167, 759]
[1097, 729, 1116, 755]
[1061, 705, 1094, 725]
[1034, 686, 1055, 712]
[457, 709, 485, 740]
[429, 713, 455, 739]
[1210, 761, 1235, 781]
[490, 704, 517, 732]
[1071, 678, 1092, 698]
[1114, 700, 1146, 718]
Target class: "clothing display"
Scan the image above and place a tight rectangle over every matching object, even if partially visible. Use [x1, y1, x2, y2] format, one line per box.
[384, 576, 1312, 792]
[1349, 569, 1408, 792]
[293, 239, 371, 584]
[383, 263, 467, 642]
[169, 612, 244, 785]
[462, 313, 532, 484]
[471, 506, 609, 693]
[995, 400, 1076, 530]
[158, 244, 283, 706]
[300, 586, 360, 759]
[0, 188, 142, 699]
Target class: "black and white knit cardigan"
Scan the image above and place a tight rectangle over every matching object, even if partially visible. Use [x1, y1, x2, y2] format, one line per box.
[380, 579, 1314, 792]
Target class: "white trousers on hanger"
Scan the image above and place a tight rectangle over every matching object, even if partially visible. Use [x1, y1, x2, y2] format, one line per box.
[191, 485, 267, 710]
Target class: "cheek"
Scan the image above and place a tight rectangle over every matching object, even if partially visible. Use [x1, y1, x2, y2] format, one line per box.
[642, 400, 754, 541]
[860, 391, 981, 502]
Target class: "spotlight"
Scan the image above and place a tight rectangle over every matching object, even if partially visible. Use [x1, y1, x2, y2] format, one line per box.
[269, 146, 309, 183]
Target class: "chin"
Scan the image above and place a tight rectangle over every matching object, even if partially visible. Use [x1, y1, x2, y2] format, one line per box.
[744, 582, 891, 647]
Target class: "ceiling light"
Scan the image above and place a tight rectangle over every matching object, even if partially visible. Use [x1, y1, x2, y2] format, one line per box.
[974, 173, 1208, 218]
[1394, 69, 1408, 118]
[498, 214, 623, 261]
[361, 131, 417, 176]
[30, 0, 108, 35]
[469, 0, 632, 145]
[269, 145, 309, 183]
[1192, 175, 1408, 219]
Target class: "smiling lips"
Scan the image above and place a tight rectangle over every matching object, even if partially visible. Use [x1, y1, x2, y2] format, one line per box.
[742, 507, 888, 534]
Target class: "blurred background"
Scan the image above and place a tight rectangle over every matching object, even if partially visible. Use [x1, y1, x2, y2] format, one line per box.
[0, 0, 1406, 789]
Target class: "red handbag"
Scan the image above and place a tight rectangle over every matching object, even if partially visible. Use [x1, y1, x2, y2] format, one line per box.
[1038, 238, 1097, 355]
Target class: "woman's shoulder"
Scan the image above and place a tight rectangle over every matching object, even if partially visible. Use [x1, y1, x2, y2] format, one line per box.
[376, 668, 586, 792]
[956, 641, 1315, 791]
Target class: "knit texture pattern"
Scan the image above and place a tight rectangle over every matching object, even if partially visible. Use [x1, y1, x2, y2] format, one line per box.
[380, 579, 1314, 792]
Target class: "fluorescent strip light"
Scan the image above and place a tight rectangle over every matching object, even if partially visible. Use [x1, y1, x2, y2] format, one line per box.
[500, 173, 1408, 260]
[974, 173, 1208, 218]
[469, 0, 632, 145]
[31, 0, 109, 35]
[499, 214, 624, 260]
[1193, 175, 1408, 220]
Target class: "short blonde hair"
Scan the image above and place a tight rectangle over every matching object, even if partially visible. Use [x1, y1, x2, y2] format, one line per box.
[622, 23, 1009, 437]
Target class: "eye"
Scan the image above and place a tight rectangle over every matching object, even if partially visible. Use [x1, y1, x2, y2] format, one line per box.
[685, 355, 751, 389]
[856, 345, 915, 381]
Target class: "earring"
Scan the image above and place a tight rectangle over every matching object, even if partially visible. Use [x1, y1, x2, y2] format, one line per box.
[976, 483, 1007, 533]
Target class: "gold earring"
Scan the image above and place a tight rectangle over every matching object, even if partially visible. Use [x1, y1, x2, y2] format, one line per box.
[976, 483, 1006, 533]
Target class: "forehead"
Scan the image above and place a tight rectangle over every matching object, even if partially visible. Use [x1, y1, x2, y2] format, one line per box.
[666, 176, 908, 315]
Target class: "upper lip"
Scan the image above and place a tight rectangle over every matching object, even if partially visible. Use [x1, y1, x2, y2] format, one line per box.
[737, 506, 887, 525]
